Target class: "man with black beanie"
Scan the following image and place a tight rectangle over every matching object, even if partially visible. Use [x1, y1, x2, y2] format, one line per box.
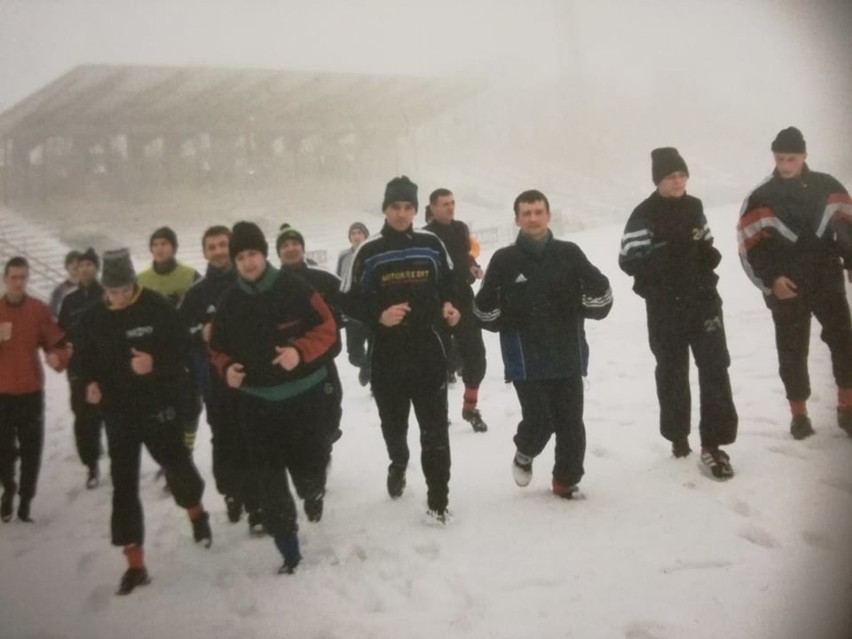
[738, 126, 852, 440]
[341, 176, 460, 524]
[277, 224, 345, 449]
[209, 221, 339, 574]
[620, 148, 738, 479]
[58, 247, 106, 488]
[137, 227, 200, 308]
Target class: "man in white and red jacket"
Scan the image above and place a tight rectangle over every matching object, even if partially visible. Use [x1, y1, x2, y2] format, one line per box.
[738, 126, 852, 440]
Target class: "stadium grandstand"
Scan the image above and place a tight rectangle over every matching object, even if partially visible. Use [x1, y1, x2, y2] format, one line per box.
[0, 63, 486, 296]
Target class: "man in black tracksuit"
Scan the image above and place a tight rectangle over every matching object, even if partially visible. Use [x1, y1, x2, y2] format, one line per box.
[341, 176, 460, 523]
[424, 188, 488, 433]
[620, 148, 737, 479]
[178, 226, 263, 533]
[277, 225, 345, 447]
[475, 189, 612, 498]
[738, 126, 852, 440]
[209, 222, 338, 574]
[77, 248, 210, 595]
[57, 247, 105, 489]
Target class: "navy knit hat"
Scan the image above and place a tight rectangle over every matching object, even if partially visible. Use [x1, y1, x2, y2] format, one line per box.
[382, 176, 418, 210]
[149, 226, 178, 250]
[771, 126, 806, 154]
[101, 248, 136, 288]
[229, 221, 268, 260]
[276, 223, 305, 252]
[651, 147, 689, 185]
[78, 247, 100, 269]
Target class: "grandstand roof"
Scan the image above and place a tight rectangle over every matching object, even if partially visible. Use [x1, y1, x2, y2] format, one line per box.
[0, 64, 482, 139]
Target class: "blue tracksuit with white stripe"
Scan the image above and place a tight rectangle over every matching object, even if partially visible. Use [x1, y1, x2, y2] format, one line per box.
[474, 230, 612, 486]
[619, 191, 737, 448]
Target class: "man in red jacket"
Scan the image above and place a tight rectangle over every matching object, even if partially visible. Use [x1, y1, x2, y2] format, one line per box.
[1, 256, 69, 523]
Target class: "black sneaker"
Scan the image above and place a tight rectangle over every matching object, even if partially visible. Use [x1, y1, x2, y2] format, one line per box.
[700, 447, 734, 480]
[837, 406, 852, 436]
[462, 408, 488, 433]
[0, 490, 13, 523]
[358, 366, 371, 387]
[672, 437, 692, 458]
[17, 499, 33, 523]
[512, 451, 533, 487]
[225, 496, 242, 523]
[274, 535, 301, 574]
[790, 414, 815, 440]
[116, 567, 151, 595]
[304, 491, 324, 523]
[191, 511, 212, 548]
[387, 464, 406, 499]
[247, 509, 267, 536]
[86, 465, 100, 490]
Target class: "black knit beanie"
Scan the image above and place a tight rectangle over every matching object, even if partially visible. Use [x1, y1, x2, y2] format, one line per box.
[78, 247, 100, 269]
[382, 176, 418, 210]
[229, 221, 268, 260]
[771, 126, 806, 153]
[348, 222, 369, 238]
[101, 248, 136, 288]
[276, 223, 305, 252]
[149, 226, 178, 250]
[651, 147, 689, 185]
[64, 250, 83, 267]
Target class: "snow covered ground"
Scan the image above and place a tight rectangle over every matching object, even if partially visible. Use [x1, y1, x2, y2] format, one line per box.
[1, 203, 851, 639]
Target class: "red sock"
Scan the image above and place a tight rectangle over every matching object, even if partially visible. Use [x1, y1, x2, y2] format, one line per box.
[838, 388, 852, 407]
[187, 503, 204, 521]
[123, 544, 145, 569]
[463, 387, 479, 413]
[789, 400, 808, 417]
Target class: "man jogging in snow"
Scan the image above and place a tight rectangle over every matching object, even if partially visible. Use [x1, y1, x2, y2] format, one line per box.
[336, 222, 372, 387]
[277, 224, 345, 448]
[424, 188, 489, 433]
[179, 226, 264, 534]
[77, 248, 210, 595]
[738, 126, 852, 440]
[620, 148, 738, 479]
[1, 257, 69, 523]
[475, 190, 612, 498]
[58, 247, 106, 489]
[341, 176, 460, 523]
[209, 222, 338, 574]
[137, 226, 203, 479]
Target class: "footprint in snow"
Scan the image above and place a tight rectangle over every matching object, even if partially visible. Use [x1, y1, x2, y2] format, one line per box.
[77, 550, 99, 576]
[84, 584, 114, 612]
[766, 445, 807, 460]
[738, 526, 779, 549]
[624, 621, 668, 639]
[730, 498, 759, 518]
[801, 530, 835, 551]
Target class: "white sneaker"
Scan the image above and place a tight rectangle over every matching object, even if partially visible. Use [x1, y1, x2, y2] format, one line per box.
[512, 451, 533, 487]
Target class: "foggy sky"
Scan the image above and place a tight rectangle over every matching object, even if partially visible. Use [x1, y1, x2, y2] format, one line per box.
[1, 0, 850, 202]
